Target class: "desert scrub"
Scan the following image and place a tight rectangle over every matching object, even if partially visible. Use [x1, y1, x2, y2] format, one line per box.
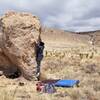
[44, 50, 65, 59]
[84, 89, 98, 100]
[80, 62, 99, 74]
[42, 58, 68, 73]
[93, 81, 100, 92]
[79, 51, 95, 60]
[67, 89, 85, 100]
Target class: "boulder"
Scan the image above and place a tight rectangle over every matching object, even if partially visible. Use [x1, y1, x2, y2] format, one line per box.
[0, 48, 13, 69]
[0, 11, 42, 80]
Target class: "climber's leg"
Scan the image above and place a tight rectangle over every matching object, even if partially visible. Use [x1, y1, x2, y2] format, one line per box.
[35, 60, 41, 81]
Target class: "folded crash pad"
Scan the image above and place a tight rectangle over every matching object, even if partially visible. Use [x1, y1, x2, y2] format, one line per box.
[54, 80, 79, 87]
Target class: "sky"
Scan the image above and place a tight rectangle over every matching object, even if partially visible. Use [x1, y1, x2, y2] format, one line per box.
[0, 0, 100, 32]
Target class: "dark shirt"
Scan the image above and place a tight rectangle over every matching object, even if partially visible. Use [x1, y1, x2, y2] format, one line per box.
[36, 42, 44, 61]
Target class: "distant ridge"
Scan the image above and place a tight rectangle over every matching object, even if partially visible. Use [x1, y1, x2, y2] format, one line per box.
[42, 27, 100, 48]
[76, 30, 100, 35]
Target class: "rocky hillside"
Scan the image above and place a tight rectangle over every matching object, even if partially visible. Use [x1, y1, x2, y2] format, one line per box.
[41, 27, 100, 66]
[41, 28, 100, 49]
[77, 30, 100, 47]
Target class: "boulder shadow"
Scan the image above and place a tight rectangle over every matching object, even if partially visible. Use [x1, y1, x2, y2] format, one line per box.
[0, 66, 21, 79]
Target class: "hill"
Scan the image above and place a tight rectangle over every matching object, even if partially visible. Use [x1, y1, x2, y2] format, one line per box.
[41, 28, 100, 50]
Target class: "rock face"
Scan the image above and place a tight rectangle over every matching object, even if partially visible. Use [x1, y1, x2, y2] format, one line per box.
[0, 49, 13, 69]
[0, 12, 41, 80]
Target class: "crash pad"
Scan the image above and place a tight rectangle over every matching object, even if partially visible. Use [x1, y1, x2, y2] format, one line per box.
[54, 80, 79, 87]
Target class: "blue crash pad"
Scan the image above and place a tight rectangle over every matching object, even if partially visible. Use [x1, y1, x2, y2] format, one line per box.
[54, 80, 79, 87]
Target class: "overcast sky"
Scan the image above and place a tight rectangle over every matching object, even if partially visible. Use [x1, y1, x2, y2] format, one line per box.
[0, 0, 100, 32]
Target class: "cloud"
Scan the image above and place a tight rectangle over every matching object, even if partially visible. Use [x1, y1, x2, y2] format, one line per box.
[0, 0, 100, 32]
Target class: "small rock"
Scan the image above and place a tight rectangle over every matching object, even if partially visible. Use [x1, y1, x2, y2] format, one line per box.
[0, 71, 3, 76]
[19, 82, 24, 86]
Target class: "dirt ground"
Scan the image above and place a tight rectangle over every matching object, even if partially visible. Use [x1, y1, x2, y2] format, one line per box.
[0, 46, 100, 100]
[0, 28, 100, 100]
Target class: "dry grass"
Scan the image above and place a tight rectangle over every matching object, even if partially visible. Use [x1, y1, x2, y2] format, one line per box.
[0, 45, 100, 100]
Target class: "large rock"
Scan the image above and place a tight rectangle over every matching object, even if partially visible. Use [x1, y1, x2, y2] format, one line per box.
[0, 11, 41, 80]
[0, 29, 16, 75]
[0, 48, 13, 69]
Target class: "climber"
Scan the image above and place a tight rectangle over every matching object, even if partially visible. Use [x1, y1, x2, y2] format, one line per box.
[35, 39, 45, 81]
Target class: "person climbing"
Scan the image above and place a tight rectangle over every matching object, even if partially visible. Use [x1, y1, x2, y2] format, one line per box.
[35, 36, 45, 81]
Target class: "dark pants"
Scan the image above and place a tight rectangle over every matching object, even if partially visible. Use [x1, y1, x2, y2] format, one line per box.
[36, 60, 41, 75]
[36, 56, 43, 80]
